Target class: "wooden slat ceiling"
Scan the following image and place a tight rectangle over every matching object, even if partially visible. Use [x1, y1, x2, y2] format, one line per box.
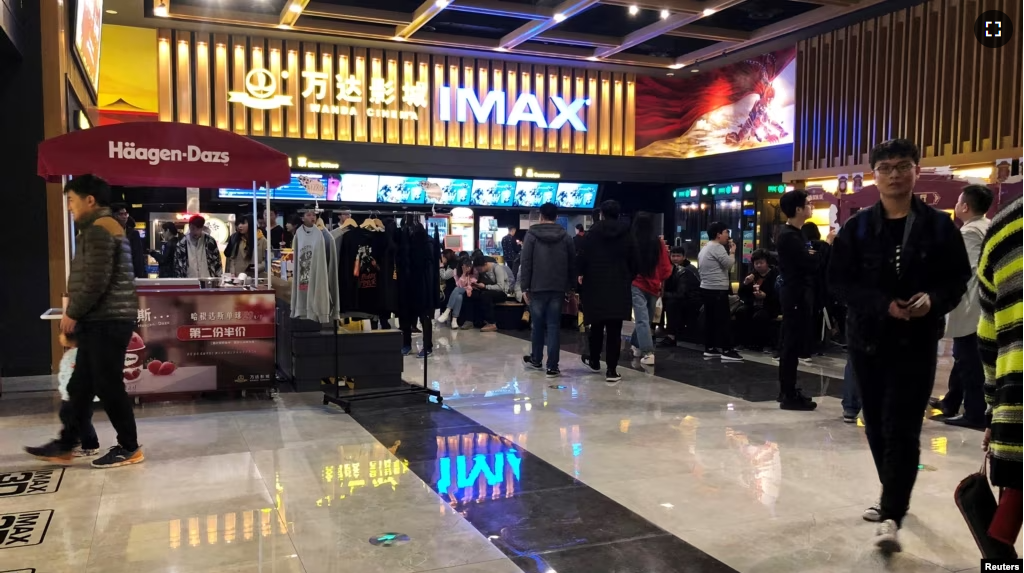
[139, 0, 890, 70]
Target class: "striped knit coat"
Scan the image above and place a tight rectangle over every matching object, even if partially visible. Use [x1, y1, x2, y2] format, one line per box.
[978, 196, 1023, 490]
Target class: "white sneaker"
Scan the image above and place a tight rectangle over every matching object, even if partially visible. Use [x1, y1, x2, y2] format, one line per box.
[73, 446, 100, 457]
[872, 519, 902, 553]
[862, 503, 883, 522]
[640, 353, 655, 365]
[451, 317, 459, 329]
[799, 357, 813, 365]
[437, 309, 451, 323]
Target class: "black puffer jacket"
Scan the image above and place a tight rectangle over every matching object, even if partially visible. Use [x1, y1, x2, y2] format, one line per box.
[578, 219, 638, 323]
[66, 208, 139, 322]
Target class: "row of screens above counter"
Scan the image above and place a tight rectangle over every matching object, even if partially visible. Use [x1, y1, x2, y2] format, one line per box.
[219, 173, 598, 209]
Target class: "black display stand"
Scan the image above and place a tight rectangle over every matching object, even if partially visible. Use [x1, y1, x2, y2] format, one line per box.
[321, 318, 442, 413]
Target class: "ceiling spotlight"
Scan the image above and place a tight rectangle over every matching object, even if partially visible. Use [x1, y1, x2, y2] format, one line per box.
[277, 24, 292, 29]
[669, 63, 684, 69]
[553, 12, 566, 22]
[495, 47, 507, 52]
[435, 0, 449, 7]
[289, 3, 303, 13]
[666, 72, 674, 76]
[153, 0, 169, 17]
[690, 68, 699, 72]
[628, 5, 639, 15]
[586, 56, 598, 61]
[660, 9, 669, 19]
[702, 8, 716, 16]
[105, 9, 117, 14]
[393, 35, 405, 41]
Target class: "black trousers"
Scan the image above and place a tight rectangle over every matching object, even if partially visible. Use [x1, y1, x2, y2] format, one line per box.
[699, 288, 733, 352]
[401, 312, 432, 350]
[734, 304, 776, 349]
[665, 300, 699, 340]
[60, 321, 138, 451]
[778, 288, 812, 395]
[851, 340, 937, 527]
[941, 333, 986, 421]
[588, 319, 623, 370]
[462, 290, 507, 326]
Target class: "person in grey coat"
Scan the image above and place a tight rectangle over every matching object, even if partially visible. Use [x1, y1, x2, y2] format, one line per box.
[519, 202, 576, 376]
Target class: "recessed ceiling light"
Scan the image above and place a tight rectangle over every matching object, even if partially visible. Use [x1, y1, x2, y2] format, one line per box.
[553, 12, 566, 22]
[277, 24, 292, 29]
[153, 0, 169, 17]
[702, 8, 716, 16]
[435, 0, 449, 7]
[393, 35, 405, 41]
[495, 47, 507, 52]
[586, 56, 598, 61]
[289, 3, 303, 13]
[666, 72, 674, 76]
[660, 9, 669, 19]
[669, 63, 684, 69]
[628, 5, 638, 15]
[105, 9, 117, 14]
[690, 68, 699, 72]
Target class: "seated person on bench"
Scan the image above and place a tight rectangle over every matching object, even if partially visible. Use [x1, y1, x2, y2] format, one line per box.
[734, 248, 780, 352]
[659, 245, 702, 347]
[459, 255, 511, 332]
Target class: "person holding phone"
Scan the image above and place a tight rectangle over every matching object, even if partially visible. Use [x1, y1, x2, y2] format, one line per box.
[828, 139, 970, 553]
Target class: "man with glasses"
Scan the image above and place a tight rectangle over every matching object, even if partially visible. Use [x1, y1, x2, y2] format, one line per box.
[829, 139, 970, 553]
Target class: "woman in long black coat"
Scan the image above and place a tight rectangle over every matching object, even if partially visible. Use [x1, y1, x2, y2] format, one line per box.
[577, 211, 638, 379]
[398, 222, 438, 356]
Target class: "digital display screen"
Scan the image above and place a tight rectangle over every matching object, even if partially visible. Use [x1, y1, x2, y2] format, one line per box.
[427, 178, 473, 206]
[377, 176, 427, 204]
[471, 180, 515, 207]
[514, 181, 558, 207]
[555, 183, 598, 209]
[339, 174, 379, 203]
[218, 173, 340, 201]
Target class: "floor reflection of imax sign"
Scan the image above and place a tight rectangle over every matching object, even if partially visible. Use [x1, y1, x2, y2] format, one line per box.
[435, 450, 522, 501]
[439, 87, 589, 131]
[228, 68, 425, 120]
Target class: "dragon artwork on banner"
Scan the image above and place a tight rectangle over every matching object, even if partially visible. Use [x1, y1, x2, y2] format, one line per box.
[634, 46, 797, 158]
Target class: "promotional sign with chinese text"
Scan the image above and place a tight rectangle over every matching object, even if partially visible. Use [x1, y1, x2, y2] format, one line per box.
[132, 291, 275, 394]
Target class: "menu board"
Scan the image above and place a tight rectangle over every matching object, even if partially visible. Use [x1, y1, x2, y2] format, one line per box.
[218, 173, 340, 201]
[377, 176, 427, 204]
[514, 181, 558, 207]
[471, 180, 515, 207]
[428, 178, 472, 206]
[339, 174, 379, 203]
[556, 183, 598, 209]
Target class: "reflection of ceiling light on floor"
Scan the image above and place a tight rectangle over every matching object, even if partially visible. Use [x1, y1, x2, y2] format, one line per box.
[628, 5, 639, 15]
[105, 9, 117, 14]
[660, 503, 675, 508]
[660, 9, 670, 19]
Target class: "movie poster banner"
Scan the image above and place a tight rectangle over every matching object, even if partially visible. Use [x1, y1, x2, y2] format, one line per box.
[634, 47, 796, 159]
[129, 291, 275, 395]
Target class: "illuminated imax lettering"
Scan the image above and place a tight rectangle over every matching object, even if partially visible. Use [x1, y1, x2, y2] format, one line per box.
[438, 87, 589, 131]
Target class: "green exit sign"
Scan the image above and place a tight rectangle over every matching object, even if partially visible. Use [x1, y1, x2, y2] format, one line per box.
[767, 184, 786, 194]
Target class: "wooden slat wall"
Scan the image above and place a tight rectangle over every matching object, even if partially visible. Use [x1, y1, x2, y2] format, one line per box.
[793, 0, 1022, 174]
[158, 29, 634, 156]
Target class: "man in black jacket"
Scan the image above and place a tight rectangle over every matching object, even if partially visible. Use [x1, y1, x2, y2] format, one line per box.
[658, 245, 701, 347]
[150, 222, 181, 278]
[520, 203, 576, 377]
[113, 204, 148, 279]
[829, 139, 970, 553]
[777, 189, 832, 411]
[26, 175, 145, 469]
[578, 200, 639, 383]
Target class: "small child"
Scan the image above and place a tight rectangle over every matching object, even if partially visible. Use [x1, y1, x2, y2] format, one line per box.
[58, 332, 100, 457]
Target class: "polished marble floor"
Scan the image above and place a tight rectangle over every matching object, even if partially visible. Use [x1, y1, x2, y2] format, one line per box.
[0, 326, 1014, 573]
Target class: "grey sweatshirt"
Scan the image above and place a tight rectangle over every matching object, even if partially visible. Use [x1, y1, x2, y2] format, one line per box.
[291, 225, 340, 323]
[698, 241, 733, 291]
[519, 223, 575, 294]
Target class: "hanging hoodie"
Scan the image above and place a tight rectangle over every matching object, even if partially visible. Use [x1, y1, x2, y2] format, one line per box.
[291, 224, 339, 323]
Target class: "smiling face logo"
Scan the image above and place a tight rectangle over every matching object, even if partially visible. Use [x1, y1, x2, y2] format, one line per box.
[229, 69, 294, 109]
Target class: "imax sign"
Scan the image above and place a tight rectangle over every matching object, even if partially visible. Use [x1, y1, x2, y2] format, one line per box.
[438, 87, 589, 131]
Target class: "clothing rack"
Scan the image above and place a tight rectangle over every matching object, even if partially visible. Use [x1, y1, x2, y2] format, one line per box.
[321, 221, 442, 413]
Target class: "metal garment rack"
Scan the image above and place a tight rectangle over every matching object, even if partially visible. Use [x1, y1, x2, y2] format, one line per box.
[321, 211, 443, 413]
